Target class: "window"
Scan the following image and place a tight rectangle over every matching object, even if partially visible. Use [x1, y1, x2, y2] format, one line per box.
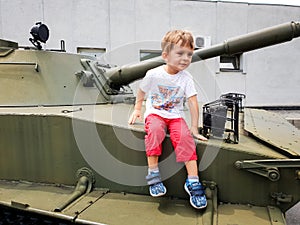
[220, 54, 243, 72]
[77, 47, 106, 59]
[140, 50, 162, 61]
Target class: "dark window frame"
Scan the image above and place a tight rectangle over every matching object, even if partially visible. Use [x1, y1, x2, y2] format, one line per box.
[220, 54, 243, 72]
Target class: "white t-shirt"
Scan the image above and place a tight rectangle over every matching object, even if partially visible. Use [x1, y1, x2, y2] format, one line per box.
[139, 65, 197, 119]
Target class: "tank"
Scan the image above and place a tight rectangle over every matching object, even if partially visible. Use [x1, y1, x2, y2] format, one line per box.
[0, 21, 299, 225]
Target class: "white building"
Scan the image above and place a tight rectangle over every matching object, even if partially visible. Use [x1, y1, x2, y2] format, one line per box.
[0, 0, 299, 107]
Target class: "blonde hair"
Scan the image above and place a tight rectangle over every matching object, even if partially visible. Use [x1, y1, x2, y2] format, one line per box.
[161, 30, 194, 53]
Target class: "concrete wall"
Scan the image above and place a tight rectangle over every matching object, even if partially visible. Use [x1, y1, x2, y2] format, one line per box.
[0, 0, 299, 107]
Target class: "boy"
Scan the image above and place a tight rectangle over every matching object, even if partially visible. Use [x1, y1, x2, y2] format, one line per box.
[128, 30, 208, 209]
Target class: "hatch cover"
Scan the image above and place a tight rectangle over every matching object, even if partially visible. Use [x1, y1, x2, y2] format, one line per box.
[244, 108, 300, 156]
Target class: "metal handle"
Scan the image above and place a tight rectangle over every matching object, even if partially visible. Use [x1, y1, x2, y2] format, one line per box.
[0, 62, 39, 72]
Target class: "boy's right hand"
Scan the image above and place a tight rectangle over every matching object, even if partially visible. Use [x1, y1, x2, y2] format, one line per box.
[128, 109, 143, 125]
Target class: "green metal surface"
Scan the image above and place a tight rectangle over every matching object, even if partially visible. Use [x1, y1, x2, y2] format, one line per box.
[244, 108, 300, 156]
[0, 39, 18, 49]
[0, 50, 106, 106]
[0, 180, 286, 225]
[0, 105, 298, 211]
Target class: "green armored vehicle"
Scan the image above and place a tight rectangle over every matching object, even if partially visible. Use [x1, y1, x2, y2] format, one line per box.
[0, 21, 299, 224]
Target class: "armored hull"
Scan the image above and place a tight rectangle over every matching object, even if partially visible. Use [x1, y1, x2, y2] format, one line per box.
[0, 22, 299, 224]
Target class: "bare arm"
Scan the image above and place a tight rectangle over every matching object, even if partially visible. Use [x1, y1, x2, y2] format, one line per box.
[188, 95, 208, 141]
[128, 88, 146, 124]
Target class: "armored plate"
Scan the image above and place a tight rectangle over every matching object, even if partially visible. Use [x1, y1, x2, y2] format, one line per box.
[0, 104, 287, 159]
[244, 108, 300, 156]
[0, 180, 286, 225]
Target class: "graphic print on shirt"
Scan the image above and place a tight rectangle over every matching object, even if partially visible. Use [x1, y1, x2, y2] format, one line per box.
[151, 85, 183, 112]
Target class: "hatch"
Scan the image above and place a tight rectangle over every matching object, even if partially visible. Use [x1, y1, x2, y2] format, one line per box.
[0, 39, 18, 57]
[0, 39, 18, 49]
[244, 108, 300, 157]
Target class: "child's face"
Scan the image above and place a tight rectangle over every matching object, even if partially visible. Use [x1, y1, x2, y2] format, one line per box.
[162, 42, 193, 74]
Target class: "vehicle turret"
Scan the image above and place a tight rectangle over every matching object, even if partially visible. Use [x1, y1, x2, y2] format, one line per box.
[0, 22, 299, 106]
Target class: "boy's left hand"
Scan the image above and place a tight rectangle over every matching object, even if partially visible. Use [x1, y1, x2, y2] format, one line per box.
[190, 126, 208, 141]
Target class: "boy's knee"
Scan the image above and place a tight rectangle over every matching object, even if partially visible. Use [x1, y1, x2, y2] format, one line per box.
[148, 124, 166, 136]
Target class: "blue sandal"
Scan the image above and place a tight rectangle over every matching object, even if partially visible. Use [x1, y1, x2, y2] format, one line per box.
[146, 172, 167, 197]
[184, 180, 207, 209]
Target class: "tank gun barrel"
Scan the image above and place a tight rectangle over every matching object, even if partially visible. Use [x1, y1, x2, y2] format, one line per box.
[107, 21, 300, 89]
[107, 58, 164, 90]
[192, 21, 300, 61]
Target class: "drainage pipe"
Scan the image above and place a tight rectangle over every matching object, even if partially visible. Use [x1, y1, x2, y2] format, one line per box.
[54, 176, 90, 212]
[54, 167, 95, 212]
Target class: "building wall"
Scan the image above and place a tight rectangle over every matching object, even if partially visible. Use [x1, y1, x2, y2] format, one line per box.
[0, 0, 299, 107]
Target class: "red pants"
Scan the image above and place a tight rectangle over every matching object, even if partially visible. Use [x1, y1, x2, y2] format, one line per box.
[144, 114, 197, 162]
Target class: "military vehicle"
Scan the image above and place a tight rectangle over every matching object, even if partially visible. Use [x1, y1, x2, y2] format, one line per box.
[0, 21, 299, 225]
